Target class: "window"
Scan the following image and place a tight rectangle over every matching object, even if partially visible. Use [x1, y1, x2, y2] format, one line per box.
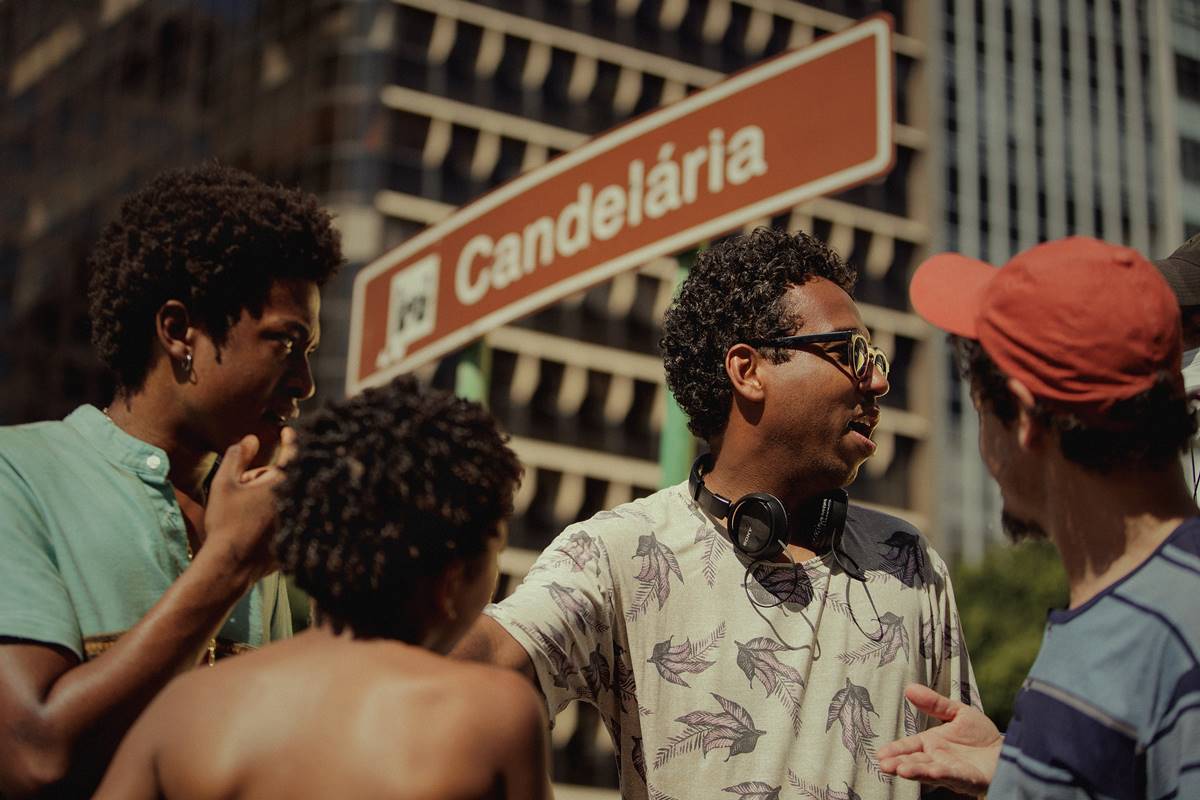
[1181, 137, 1200, 183]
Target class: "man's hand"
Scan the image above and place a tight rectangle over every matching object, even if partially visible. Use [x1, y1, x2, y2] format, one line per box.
[200, 431, 292, 583]
[878, 684, 1002, 797]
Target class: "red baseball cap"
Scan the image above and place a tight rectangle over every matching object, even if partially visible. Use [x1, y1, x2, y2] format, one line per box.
[910, 237, 1182, 421]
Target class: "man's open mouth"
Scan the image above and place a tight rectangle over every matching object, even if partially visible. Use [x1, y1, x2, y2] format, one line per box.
[847, 417, 877, 439]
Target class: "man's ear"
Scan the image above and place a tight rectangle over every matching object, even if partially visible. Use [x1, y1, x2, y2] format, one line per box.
[436, 561, 464, 624]
[154, 300, 194, 362]
[726, 343, 766, 403]
[1008, 378, 1044, 450]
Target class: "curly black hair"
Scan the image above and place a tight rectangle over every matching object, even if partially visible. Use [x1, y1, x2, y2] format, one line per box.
[660, 227, 857, 442]
[88, 162, 343, 390]
[272, 375, 523, 642]
[954, 336, 1197, 473]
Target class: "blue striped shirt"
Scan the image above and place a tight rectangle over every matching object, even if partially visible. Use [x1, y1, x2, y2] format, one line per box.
[990, 519, 1200, 799]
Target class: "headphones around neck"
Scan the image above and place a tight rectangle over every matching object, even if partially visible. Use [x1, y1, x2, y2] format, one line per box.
[688, 453, 848, 561]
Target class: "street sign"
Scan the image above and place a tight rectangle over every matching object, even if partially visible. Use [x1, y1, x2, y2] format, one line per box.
[347, 15, 894, 394]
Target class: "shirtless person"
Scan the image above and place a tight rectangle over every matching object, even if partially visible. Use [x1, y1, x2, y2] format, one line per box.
[95, 376, 552, 800]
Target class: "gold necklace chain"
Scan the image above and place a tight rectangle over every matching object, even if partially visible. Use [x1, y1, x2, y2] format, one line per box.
[105, 405, 217, 667]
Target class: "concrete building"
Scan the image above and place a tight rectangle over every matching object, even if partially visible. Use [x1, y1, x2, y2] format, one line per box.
[1172, 0, 1200, 239]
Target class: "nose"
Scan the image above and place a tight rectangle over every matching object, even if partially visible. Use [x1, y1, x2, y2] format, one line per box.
[862, 359, 889, 398]
[289, 353, 316, 401]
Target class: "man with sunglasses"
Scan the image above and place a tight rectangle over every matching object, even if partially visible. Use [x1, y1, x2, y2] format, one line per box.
[455, 227, 978, 800]
[879, 237, 1200, 799]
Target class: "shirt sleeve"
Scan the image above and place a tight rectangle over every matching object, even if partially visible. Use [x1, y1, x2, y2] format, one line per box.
[261, 572, 293, 641]
[484, 524, 619, 722]
[0, 452, 83, 657]
[1146, 668, 1200, 800]
[926, 550, 983, 715]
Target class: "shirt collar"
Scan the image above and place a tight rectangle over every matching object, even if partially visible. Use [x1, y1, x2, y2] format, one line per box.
[65, 404, 171, 482]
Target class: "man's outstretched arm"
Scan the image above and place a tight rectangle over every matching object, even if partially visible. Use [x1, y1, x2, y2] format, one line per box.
[878, 684, 1003, 798]
[451, 615, 537, 682]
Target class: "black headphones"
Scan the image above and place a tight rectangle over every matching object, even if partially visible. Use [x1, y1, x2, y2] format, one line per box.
[688, 454, 848, 561]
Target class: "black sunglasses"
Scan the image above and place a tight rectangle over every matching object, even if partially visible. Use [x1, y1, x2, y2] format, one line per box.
[748, 330, 890, 384]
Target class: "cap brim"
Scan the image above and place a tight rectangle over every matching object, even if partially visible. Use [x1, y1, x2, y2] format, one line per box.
[909, 253, 997, 339]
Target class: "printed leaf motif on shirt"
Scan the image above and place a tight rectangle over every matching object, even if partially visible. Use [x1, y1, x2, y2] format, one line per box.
[557, 530, 604, 572]
[837, 612, 910, 667]
[627, 533, 684, 620]
[582, 644, 612, 702]
[654, 692, 766, 768]
[632, 735, 647, 783]
[877, 532, 928, 587]
[648, 785, 681, 800]
[920, 614, 961, 687]
[613, 640, 638, 713]
[745, 562, 823, 609]
[513, 620, 577, 690]
[688, 500, 730, 587]
[903, 699, 921, 736]
[647, 622, 726, 687]
[826, 679, 888, 781]
[787, 771, 863, 800]
[546, 581, 609, 633]
[952, 678, 982, 708]
[721, 780, 781, 800]
[735, 637, 806, 733]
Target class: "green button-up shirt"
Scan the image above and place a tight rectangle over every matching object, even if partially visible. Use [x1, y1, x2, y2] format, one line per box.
[0, 405, 290, 660]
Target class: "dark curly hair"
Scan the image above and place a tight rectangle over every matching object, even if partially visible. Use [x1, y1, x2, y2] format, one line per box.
[272, 376, 523, 642]
[954, 336, 1197, 473]
[660, 227, 857, 442]
[88, 162, 343, 390]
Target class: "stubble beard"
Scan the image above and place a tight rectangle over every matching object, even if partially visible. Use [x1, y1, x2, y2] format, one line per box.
[1000, 510, 1048, 543]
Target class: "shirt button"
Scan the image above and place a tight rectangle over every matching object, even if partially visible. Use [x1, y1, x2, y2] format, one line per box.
[146, 455, 161, 469]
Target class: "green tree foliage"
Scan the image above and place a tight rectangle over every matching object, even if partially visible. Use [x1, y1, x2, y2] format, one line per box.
[953, 540, 1068, 729]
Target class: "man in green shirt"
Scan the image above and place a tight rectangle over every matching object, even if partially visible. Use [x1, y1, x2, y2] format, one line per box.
[0, 163, 343, 797]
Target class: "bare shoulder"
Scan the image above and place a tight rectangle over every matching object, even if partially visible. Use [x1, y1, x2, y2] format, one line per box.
[438, 659, 545, 734]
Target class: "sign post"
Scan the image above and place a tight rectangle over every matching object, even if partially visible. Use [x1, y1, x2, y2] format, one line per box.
[347, 15, 895, 395]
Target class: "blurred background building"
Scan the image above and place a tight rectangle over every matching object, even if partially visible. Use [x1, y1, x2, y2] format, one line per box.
[0, 0, 1192, 791]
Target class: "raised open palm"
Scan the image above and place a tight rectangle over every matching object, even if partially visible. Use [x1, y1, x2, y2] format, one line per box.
[877, 684, 1002, 797]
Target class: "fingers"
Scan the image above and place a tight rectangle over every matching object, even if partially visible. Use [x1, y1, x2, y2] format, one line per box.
[217, 435, 259, 484]
[878, 734, 926, 760]
[879, 752, 974, 792]
[879, 750, 934, 775]
[239, 466, 274, 484]
[904, 683, 961, 722]
[274, 426, 299, 469]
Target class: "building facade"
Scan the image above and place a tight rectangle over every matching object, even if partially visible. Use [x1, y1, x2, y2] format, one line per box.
[1174, 0, 1200, 239]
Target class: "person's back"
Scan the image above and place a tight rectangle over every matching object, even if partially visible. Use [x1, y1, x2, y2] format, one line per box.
[101, 629, 547, 799]
[95, 376, 548, 799]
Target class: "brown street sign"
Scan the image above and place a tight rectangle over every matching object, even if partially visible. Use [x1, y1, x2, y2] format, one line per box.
[347, 15, 894, 394]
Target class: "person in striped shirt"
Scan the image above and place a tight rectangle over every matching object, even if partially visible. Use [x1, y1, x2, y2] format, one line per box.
[879, 237, 1200, 799]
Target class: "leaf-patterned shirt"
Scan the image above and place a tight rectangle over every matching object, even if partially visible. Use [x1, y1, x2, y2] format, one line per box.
[485, 483, 980, 800]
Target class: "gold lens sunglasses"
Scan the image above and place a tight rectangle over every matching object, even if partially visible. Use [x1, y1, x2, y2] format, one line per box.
[748, 330, 890, 392]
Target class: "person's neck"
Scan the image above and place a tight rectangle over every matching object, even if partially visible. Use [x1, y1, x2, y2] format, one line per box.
[105, 387, 216, 500]
[700, 442, 837, 556]
[1044, 463, 1197, 609]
